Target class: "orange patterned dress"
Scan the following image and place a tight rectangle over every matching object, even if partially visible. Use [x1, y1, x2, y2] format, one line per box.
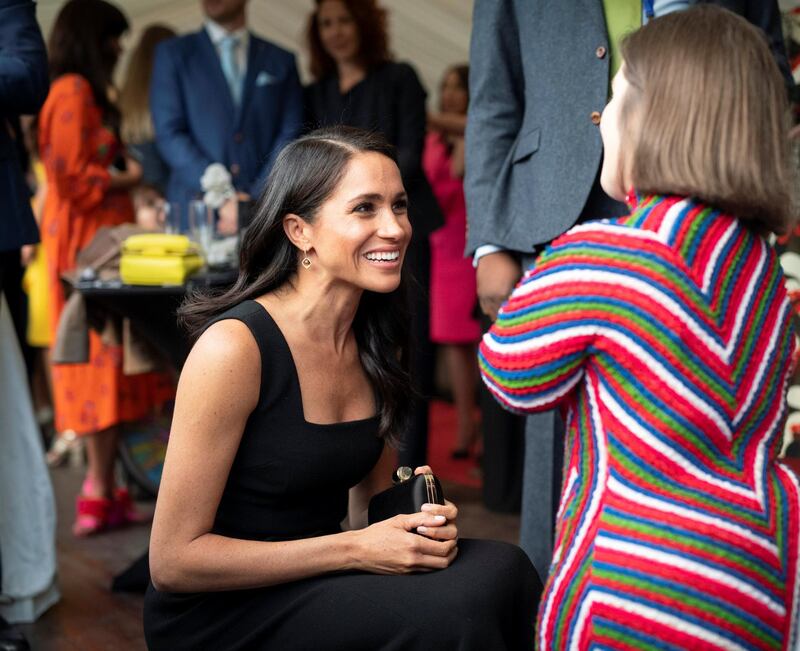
[39, 74, 172, 436]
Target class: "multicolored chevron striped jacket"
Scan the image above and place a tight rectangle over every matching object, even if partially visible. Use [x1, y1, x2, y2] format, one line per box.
[479, 195, 800, 650]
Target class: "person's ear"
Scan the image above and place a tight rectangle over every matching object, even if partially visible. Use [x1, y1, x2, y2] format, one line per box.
[283, 213, 313, 252]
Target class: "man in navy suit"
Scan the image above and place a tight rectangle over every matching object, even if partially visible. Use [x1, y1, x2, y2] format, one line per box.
[0, 0, 48, 354]
[150, 0, 303, 228]
[0, 4, 49, 648]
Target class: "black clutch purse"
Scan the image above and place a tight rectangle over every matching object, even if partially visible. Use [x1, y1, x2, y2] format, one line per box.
[368, 467, 445, 525]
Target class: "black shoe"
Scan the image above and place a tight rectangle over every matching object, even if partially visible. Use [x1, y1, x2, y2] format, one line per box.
[0, 616, 30, 651]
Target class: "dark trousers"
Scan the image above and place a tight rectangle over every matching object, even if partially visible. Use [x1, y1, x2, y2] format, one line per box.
[518, 407, 565, 582]
[479, 314, 525, 513]
[398, 235, 434, 469]
[0, 249, 25, 603]
[0, 248, 32, 377]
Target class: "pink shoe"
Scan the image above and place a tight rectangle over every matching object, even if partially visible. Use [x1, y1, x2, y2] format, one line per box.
[109, 488, 151, 527]
[73, 494, 112, 537]
[79, 477, 151, 530]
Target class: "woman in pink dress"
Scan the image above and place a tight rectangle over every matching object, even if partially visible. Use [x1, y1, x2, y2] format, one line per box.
[424, 65, 481, 458]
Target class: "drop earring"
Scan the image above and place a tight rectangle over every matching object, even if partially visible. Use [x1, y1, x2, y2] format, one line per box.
[301, 248, 312, 269]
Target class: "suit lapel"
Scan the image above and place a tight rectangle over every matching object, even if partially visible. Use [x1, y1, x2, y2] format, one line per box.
[197, 28, 236, 118]
[236, 35, 264, 128]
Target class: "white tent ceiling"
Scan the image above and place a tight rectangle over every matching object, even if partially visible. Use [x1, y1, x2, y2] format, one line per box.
[32, 1, 800, 106]
[35, 0, 473, 107]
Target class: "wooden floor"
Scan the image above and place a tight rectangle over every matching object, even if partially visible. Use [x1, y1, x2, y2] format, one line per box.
[18, 463, 520, 650]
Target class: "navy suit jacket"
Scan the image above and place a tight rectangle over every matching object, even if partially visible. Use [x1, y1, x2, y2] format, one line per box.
[0, 0, 48, 252]
[150, 29, 303, 207]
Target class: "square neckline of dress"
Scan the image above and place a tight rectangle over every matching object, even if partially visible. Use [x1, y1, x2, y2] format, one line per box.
[246, 299, 379, 429]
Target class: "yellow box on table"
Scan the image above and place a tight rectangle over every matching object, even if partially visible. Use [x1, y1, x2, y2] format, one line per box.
[119, 234, 204, 286]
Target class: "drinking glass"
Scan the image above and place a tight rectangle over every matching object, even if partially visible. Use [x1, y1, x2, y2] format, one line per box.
[158, 201, 181, 234]
[188, 200, 213, 253]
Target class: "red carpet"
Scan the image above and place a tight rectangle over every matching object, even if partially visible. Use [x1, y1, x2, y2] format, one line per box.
[427, 399, 482, 488]
[782, 456, 800, 479]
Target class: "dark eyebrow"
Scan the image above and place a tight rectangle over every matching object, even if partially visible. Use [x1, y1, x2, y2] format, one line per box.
[347, 191, 408, 205]
[348, 193, 384, 204]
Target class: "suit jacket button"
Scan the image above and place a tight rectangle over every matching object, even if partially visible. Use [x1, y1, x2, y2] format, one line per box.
[590, 111, 601, 125]
[596, 46, 607, 59]
[234, 132, 243, 143]
[230, 163, 240, 176]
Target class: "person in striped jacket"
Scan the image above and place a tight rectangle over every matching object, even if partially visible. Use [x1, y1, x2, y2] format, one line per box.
[480, 6, 800, 649]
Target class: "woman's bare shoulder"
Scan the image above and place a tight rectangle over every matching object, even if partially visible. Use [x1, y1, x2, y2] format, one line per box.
[180, 319, 261, 412]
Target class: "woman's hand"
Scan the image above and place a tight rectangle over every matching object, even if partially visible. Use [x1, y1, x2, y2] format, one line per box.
[349, 464, 460, 574]
[427, 111, 467, 136]
[109, 156, 143, 190]
[352, 512, 458, 575]
[412, 465, 459, 542]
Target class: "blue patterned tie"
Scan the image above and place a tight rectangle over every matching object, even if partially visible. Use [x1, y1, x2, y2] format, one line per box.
[219, 35, 243, 107]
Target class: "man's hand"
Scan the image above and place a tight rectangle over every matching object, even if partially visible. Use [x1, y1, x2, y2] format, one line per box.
[20, 244, 36, 267]
[476, 251, 522, 321]
[217, 198, 238, 236]
[217, 193, 251, 236]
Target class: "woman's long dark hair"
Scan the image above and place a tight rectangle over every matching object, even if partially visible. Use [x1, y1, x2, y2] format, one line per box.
[48, 0, 129, 127]
[180, 127, 412, 442]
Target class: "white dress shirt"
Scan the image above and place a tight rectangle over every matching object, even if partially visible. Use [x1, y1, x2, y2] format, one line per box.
[205, 19, 249, 77]
[200, 20, 251, 199]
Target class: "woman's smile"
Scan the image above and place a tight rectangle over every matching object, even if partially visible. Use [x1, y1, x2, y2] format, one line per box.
[363, 247, 401, 267]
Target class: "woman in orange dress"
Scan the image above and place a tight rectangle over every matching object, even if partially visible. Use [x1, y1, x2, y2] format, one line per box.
[39, 0, 172, 536]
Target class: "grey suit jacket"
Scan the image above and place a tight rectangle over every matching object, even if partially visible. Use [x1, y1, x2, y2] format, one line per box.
[464, 0, 793, 258]
[465, 0, 611, 256]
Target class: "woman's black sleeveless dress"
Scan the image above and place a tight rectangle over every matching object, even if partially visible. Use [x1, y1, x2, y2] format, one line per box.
[143, 301, 540, 650]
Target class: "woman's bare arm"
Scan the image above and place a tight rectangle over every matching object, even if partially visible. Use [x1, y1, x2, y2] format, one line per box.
[450, 137, 466, 178]
[427, 112, 468, 136]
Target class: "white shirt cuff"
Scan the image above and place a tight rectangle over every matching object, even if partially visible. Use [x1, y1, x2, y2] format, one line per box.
[472, 244, 505, 268]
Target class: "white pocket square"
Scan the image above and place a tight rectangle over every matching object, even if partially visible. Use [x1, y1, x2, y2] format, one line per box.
[255, 71, 276, 86]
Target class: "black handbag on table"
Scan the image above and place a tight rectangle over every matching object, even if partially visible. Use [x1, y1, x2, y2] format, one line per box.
[368, 467, 445, 525]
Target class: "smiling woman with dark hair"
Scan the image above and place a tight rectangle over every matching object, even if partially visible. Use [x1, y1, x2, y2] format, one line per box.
[304, 0, 444, 471]
[143, 127, 540, 651]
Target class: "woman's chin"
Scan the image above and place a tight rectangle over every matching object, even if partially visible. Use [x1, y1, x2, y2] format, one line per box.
[358, 275, 402, 294]
[599, 174, 626, 204]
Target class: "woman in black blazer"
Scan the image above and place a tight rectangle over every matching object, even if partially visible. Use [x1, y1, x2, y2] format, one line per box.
[305, 0, 443, 468]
